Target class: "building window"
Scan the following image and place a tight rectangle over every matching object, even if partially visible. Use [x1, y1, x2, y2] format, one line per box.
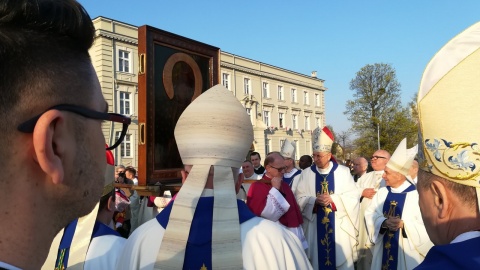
[118, 49, 130, 73]
[222, 73, 230, 90]
[316, 116, 321, 128]
[291, 88, 297, 103]
[306, 140, 311, 153]
[305, 116, 310, 130]
[262, 82, 270, 98]
[294, 140, 299, 160]
[279, 112, 284, 128]
[280, 139, 285, 149]
[292, 114, 298, 129]
[263, 110, 270, 126]
[278, 85, 284, 100]
[244, 78, 251, 95]
[119, 91, 131, 115]
[265, 138, 271, 154]
[304, 91, 309, 105]
[245, 108, 252, 124]
[315, 94, 320, 107]
[116, 132, 132, 158]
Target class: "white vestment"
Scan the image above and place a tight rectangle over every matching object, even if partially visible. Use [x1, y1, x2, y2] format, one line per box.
[116, 199, 313, 269]
[364, 181, 433, 270]
[84, 234, 126, 270]
[355, 170, 384, 270]
[295, 162, 360, 270]
[237, 172, 261, 201]
[137, 191, 172, 226]
[285, 168, 302, 193]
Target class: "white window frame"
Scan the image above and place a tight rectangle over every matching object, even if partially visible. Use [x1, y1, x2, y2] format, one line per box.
[262, 82, 270, 98]
[292, 114, 298, 129]
[263, 110, 271, 127]
[294, 140, 299, 160]
[118, 91, 131, 115]
[304, 115, 310, 130]
[316, 116, 321, 128]
[117, 47, 132, 73]
[315, 93, 320, 107]
[222, 73, 231, 90]
[304, 91, 309, 105]
[116, 131, 133, 158]
[278, 85, 284, 101]
[291, 88, 297, 103]
[265, 138, 272, 154]
[244, 78, 251, 95]
[278, 112, 284, 128]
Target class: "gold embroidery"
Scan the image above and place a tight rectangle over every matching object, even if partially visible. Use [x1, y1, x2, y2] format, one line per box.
[382, 201, 398, 270]
[200, 263, 208, 270]
[319, 178, 334, 266]
[55, 249, 66, 270]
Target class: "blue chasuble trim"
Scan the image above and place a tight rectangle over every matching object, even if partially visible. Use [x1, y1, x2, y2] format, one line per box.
[381, 184, 416, 270]
[91, 221, 121, 238]
[283, 169, 302, 187]
[312, 162, 338, 270]
[55, 218, 78, 269]
[156, 197, 256, 270]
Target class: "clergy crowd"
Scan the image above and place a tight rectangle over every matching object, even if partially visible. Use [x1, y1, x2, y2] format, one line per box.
[2, 0, 480, 269]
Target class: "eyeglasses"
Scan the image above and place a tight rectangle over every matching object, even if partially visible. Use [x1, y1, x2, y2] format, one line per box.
[17, 104, 131, 150]
[371, 156, 387, 160]
[269, 165, 287, 172]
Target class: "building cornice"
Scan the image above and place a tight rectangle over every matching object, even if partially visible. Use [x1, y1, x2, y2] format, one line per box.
[96, 29, 138, 45]
[221, 62, 326, 91]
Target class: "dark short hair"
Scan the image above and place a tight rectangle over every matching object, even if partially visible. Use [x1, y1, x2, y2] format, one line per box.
[243, 160, 253, 165]
[125, 166, 137, 176]
[300, 155, 313, 163]
[250, 152, 261, 160]
[0, 0, 96, 160]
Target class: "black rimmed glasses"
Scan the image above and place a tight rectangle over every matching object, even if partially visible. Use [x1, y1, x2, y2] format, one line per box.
[269, 165, 287, 172]
[17, 104, 131, 150]
[371, 155, 387, 160]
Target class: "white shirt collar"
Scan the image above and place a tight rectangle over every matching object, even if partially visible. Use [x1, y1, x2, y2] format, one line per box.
[451, 231, 480, 244]
[317, 161, 333, 174]
[390, 180, 412, 193]
[0, 262, 22, 270]
[284, 168, 299, 178]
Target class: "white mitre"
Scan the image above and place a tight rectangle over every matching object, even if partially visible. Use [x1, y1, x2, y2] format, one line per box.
[312, 126, 334, 153]
[386, 138, 417, 178]
[155, 84, 253, 269]
[418, 21, 480, 210]
[280, 138, 296, 159]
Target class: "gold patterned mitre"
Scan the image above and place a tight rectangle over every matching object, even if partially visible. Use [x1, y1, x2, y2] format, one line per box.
[387, 138, 418, 178]
[155, 84, 253, 269]
[280, 138, 296, 159]
[418, 21, 480, 188]
[312, 126, 334, 153]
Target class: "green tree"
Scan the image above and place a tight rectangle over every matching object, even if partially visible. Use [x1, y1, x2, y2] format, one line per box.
[345, 63, 416, 155]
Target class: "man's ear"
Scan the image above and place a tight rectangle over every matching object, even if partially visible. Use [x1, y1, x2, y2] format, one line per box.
[430, 180, 449, 219]
[107, 195, 116, 212]
[32, 110, 70, 185]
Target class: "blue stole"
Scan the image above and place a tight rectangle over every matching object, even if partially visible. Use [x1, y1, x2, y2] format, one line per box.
[283, 169, 302, 187]
[381, 183, 416, 270]
[414, 236, 480, 269]
[312, 162, 338, 269]
[157, 197, 256, 270]
[54, 220, 120, 269]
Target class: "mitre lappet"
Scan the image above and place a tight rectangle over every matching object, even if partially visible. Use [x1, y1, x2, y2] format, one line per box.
[155, 84, 254, 269]
[417, 21, 480, 211]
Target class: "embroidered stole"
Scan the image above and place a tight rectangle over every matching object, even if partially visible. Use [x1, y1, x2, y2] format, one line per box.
[283, 169, 302, 187]
[381, 184, 416, 270]
[313, 162, 338, 269]
[157, 197, 256, 270]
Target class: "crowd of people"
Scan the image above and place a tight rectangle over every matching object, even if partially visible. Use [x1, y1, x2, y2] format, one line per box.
[1, 0, 480, 269]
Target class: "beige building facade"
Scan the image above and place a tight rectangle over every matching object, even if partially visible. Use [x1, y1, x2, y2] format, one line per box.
[90, 17, 326, 167]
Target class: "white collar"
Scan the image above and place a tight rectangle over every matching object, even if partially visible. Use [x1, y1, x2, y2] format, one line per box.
[284, 168, 299, 177]
[201, 188, 214, 197]
[390, 180, 412, 193]
[451, 231, 480, 244]
[0, 262, 22, 270]
[317, 161, 333, 174]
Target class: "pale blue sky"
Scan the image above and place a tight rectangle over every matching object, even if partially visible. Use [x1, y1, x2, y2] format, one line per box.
[80, 0, 480, 134]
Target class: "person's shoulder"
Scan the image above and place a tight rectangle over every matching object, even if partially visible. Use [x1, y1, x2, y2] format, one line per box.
[241, 217, 292, 238]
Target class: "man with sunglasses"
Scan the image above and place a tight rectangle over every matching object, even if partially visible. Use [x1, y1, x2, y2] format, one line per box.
[295, 126, 360, 270]
[0, 0, 130, 269]
[355, 149, 390, 270]
[247, 152, 307, 249]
